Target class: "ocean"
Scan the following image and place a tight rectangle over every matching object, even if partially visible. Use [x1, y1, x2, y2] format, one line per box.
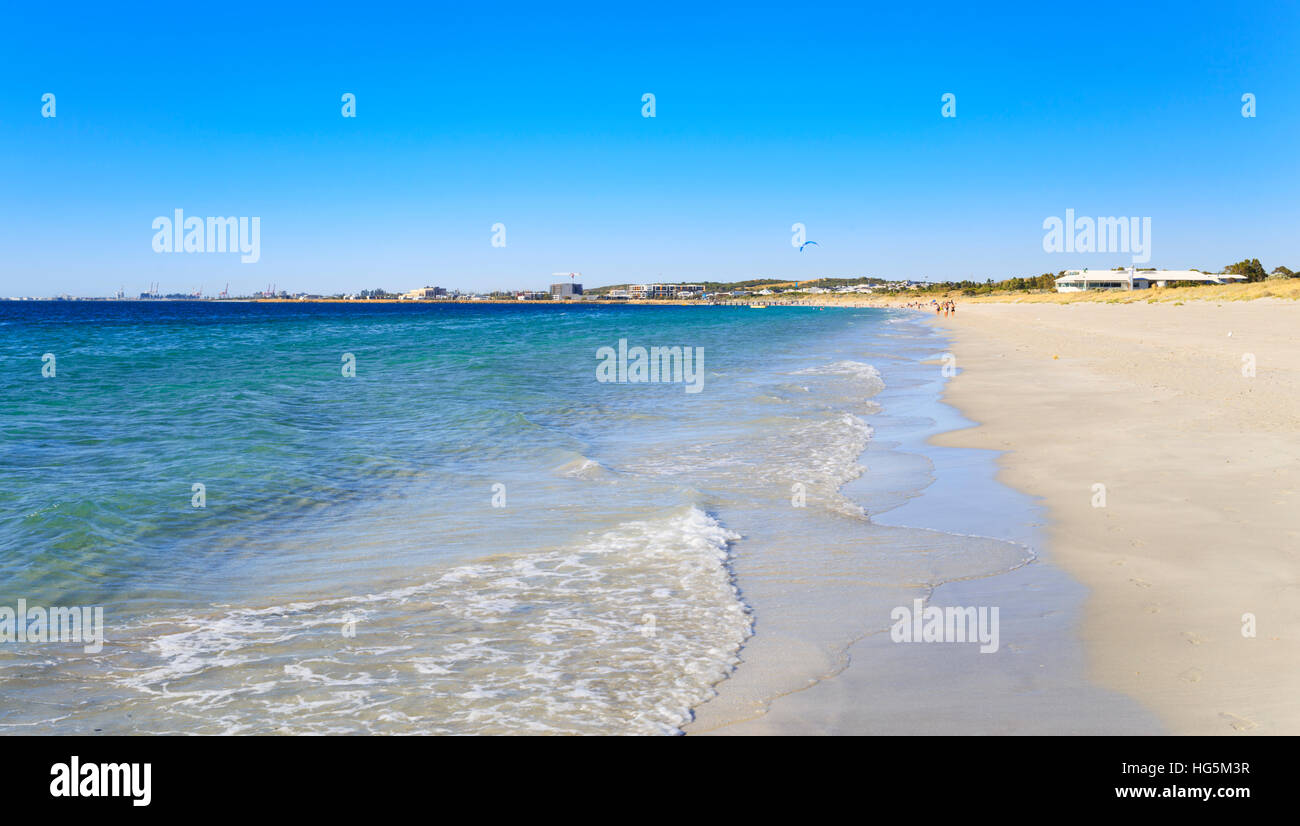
[0, 301, 1033, 734]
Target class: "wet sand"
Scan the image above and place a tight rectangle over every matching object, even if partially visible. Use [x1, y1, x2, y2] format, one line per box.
[929, 300, 1300, 734]
[688, 311, 1160, 735]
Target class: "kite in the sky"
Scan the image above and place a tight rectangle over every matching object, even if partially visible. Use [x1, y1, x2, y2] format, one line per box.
[799, 241, 819, 252]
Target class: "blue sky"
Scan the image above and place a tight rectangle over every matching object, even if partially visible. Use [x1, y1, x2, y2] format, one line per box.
[2, 1, 1297, 296]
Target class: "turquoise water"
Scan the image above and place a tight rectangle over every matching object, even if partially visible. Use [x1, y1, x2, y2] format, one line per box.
[0, 301, 1024, 734]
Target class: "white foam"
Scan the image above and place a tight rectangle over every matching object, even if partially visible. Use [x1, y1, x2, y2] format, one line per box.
[86, 506, 750, 735]
[793, 360, 886, 395]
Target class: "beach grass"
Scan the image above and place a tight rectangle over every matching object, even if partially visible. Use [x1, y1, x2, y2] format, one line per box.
[953, 279, 1300, 304]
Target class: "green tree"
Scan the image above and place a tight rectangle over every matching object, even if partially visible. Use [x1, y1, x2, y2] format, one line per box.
[1224, 258, 1268, 282]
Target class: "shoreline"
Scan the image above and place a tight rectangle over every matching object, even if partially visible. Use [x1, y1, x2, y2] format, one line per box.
[689, 309, 1158, 735]
[929, 300, 1300, 734]
[15, 278, 1297, 307]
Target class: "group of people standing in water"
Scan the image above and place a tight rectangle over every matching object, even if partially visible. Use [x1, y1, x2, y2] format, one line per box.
[899, 299, 958, 317]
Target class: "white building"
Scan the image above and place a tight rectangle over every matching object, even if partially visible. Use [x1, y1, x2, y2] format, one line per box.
[1055, 268, 1247, 292]
[402, 286, 447, 300]
[629, 283, 705, 299]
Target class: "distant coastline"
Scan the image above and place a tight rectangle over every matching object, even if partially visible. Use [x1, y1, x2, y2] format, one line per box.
[8, 279, 1298, 306]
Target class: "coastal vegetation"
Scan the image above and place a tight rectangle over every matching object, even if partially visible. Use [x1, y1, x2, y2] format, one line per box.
[911, 258, 1295, 297]
[768, 278, 1300, 304]
[594, 259, 1295, 302]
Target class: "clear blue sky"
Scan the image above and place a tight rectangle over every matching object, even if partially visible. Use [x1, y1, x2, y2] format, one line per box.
[2, 1, 1297, 296]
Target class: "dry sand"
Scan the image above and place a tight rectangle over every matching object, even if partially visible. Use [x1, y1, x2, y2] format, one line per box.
[930, 299, 1300, 734]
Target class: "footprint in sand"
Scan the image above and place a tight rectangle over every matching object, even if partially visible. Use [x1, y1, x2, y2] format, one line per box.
[1179, 667, 1203, 683]
[1219, 712, 1258, 731]
[1182, 631, 1205, 645]
[1144, 603, 1161, 614]
[1130, 577, 1152, 589]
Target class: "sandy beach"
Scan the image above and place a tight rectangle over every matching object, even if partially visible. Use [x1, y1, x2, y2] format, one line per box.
[931, 299, 1300, 734]
[688, 304, 1164, 736]
[687, 296, 1299, 736]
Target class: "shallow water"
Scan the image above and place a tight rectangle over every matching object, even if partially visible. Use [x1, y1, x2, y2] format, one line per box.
[1, 301, 1053, 734]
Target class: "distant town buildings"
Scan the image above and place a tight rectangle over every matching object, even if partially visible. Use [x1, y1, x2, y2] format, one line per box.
[29, 268, 1276, 304]
[629, 283, 705, 299]
[550, 281, 583, 299]
[401, 286, 448, 300]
